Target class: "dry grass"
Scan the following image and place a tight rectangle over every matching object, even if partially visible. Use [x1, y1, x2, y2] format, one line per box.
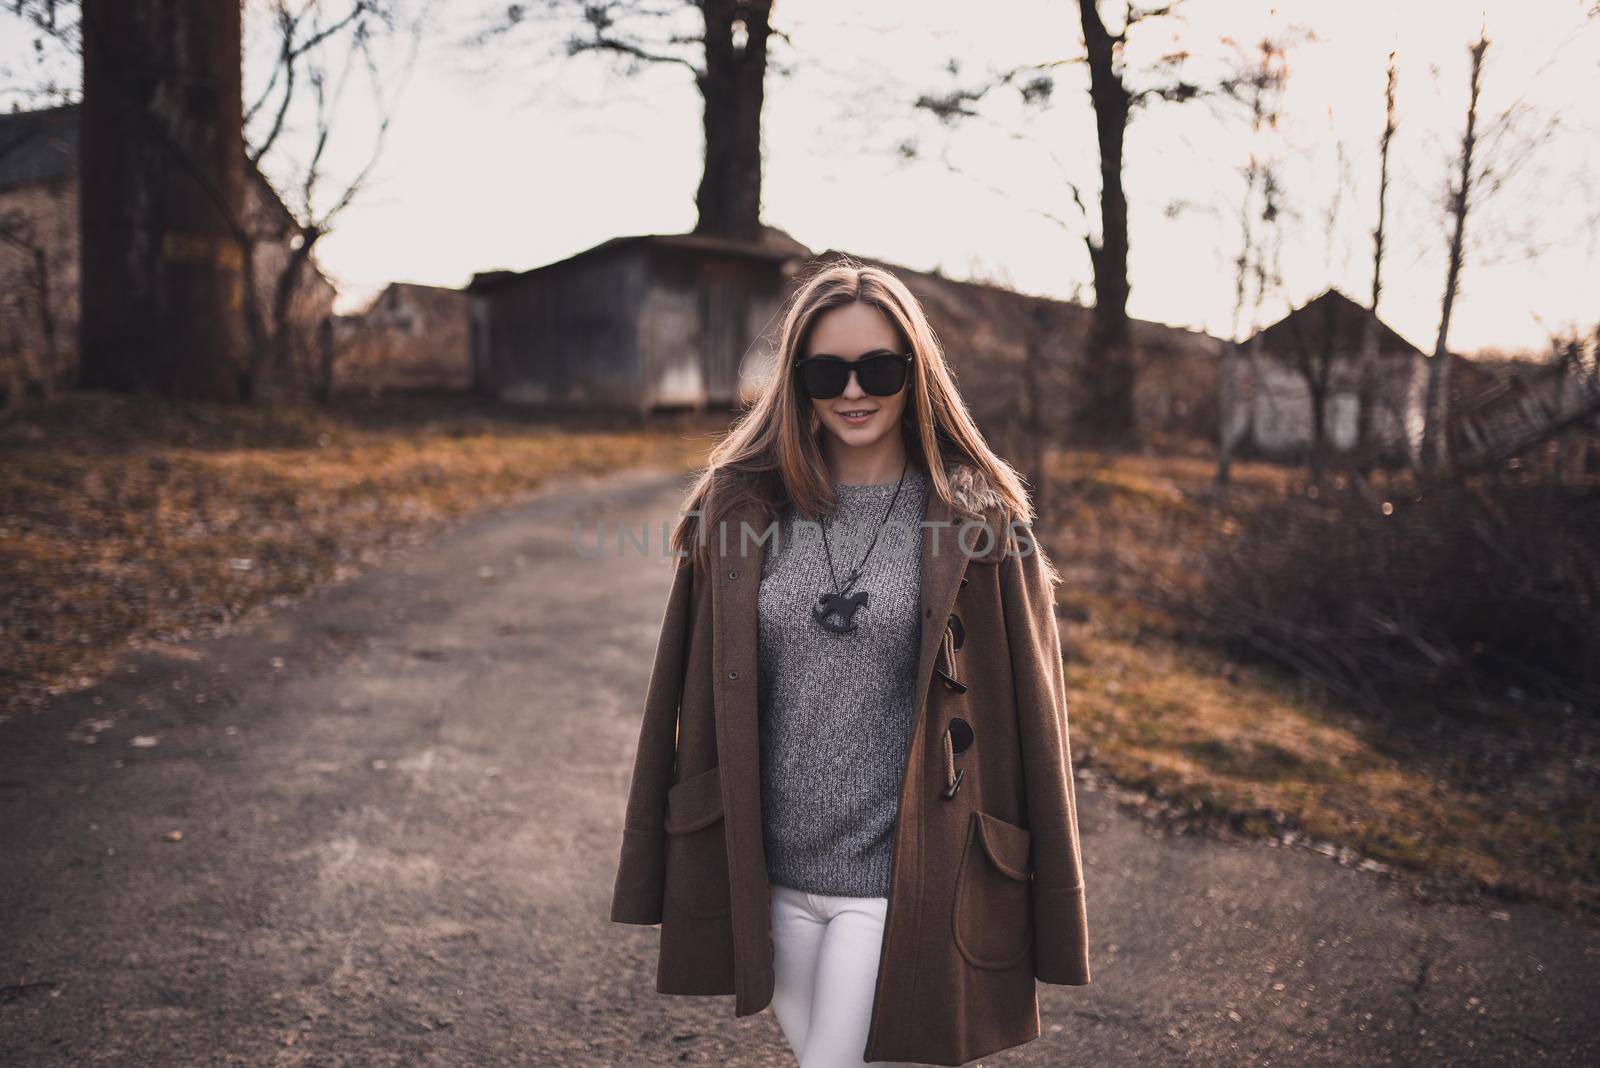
[0, 392, 714, 721]
[1042, 444, 1598, 919]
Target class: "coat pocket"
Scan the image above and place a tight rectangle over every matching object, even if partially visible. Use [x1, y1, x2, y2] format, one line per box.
[952, 810, 1034, 970]
[662, 765, 733, 919]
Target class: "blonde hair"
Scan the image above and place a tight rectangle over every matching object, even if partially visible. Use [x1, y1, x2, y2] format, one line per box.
[670, 256, 1036, 573]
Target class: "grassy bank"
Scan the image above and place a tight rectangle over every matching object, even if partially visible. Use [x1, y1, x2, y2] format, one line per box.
[1042, 443, 1597, 919]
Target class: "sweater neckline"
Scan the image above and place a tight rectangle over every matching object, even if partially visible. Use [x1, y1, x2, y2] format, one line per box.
[829, 467, 925, 495]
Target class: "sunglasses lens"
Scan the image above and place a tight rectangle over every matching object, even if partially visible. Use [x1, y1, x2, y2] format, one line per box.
[857, 355, 909, 396]
[800, 360, 848, 398]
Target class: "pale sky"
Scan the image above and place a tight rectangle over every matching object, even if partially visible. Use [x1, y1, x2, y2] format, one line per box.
[4, 0, 1598, 354]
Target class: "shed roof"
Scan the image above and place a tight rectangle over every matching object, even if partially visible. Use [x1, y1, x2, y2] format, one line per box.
[0, 103, 79, 191]
[1245, 287, 1426, 361]
[467, 224, 812, 292]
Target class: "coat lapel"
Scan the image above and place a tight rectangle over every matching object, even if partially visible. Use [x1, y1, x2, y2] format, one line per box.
[707, 462, 977, 1023]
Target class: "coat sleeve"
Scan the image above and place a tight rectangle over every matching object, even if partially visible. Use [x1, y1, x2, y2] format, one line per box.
[609, 552, 695, 925]
[1000, 529, 1091, 985]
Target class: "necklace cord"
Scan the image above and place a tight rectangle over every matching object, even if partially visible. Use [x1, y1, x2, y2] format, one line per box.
[820, 456, 911, 596]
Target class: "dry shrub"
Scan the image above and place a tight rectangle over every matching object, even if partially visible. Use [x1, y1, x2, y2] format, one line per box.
[1171, 471, 1599, 716]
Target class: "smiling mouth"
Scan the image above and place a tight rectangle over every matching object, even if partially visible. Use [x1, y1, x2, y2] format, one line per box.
[838, 408, 876, 418]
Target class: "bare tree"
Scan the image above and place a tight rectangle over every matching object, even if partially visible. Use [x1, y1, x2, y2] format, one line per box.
[236, 0, 423, 400]
[912, 2, 1216, 449]
[471, 0, 780, 242]
[694, 0, 773, 240]
[1070, 0, 1193, 447]
[1216, 36, 1290, 486]
[1420, 29, 1489, 476]
[1353, 51, 1397, 467]
[1281, 142, 1368, 486]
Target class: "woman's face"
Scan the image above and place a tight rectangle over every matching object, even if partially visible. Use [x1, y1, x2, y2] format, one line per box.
[802, 301, 911, 450]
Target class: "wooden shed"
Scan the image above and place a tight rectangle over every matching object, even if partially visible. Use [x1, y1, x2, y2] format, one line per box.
[1230, 288, 1430, 464]
[466, 227, 811, 413]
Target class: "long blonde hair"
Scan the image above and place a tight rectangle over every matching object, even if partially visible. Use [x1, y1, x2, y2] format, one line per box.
[670, 256, 1035, 572]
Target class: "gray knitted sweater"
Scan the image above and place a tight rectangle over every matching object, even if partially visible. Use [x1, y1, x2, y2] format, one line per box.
[756, 465, 928, 898]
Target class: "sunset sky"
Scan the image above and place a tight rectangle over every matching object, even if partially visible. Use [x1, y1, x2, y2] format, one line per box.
[4, 0, 1597, 355]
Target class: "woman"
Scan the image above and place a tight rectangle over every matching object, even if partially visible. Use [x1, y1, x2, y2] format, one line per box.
[610, 259, 1091, 1067]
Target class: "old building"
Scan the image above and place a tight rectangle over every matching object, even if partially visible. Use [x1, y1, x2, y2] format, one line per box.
[334, 282, 473, 394]
[1227, 288, 1430, 464]
[0, 104, 79, 403]
[0, 103, 336, 406]
[467, 227, 812, 412]
[1450, 341, 1600, 472]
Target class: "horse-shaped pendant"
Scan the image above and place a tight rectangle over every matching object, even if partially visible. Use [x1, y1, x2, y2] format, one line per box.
[813, 589, 868, 634]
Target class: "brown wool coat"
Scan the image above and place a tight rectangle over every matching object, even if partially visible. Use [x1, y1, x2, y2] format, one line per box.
[609, 456, 1091, 1066]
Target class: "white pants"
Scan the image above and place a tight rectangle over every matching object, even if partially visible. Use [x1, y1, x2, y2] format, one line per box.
[768, 882, 912, 1068]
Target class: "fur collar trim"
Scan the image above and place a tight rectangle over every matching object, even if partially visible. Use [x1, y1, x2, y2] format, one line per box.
[941, 458, 1008, 522]
[938, 457, 1024, 563]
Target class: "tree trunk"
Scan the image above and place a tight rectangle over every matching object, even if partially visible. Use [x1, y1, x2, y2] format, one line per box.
[694, 0, 771, 242]
[1021, 302, 1053, 522]
[315, 316, 336, 404]
[29, 243, 60, 398]
[1308, 378, 1328, 484]
[78, 0, 246, 400]
[1355, 53, 1396, 465]
[1076, 0, 1136, 446]
[1422, 35, 1487, 476]
[237, 230, 270, 401]
[267, 230, 321, 395]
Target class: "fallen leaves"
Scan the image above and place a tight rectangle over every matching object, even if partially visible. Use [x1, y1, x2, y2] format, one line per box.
[2, 393, 711, 724]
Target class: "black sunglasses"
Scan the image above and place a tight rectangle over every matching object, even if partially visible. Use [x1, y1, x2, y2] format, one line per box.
[793, 351, 915, 399]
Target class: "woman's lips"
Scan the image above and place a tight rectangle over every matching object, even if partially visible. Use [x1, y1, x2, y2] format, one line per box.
[838, 409, 876, 425]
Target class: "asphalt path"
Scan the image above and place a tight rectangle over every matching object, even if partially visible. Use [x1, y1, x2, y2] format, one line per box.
[1, 464, 1595, 1066]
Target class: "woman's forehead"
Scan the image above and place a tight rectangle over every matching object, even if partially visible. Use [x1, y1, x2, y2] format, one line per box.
[806, 301, 901, 355]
